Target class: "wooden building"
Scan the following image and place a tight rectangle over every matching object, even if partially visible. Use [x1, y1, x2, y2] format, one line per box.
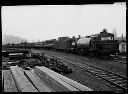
[119, 40, 126, 54]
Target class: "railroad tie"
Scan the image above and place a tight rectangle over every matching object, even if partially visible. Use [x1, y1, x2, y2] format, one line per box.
[10, 66, 38, 92]
[35, 67, 79, 91]
[24, 70, 55, 92]
[35, 66, 93, 91]
[3, 70, 18, 92]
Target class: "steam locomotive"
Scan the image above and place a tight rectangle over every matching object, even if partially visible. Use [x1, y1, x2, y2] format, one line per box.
[76, 29, 119, 56]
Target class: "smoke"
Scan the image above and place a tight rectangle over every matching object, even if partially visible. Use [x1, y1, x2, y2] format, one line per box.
[111, 28, 117, 39]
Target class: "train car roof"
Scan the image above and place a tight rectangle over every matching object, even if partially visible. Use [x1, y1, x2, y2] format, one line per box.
[91, 31, 114, 38]
[99, 29, 114, 37]
[91, 34, 99, 37]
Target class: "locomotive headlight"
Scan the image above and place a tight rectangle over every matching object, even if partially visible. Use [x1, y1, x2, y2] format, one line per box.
[72, 42, 75, 45]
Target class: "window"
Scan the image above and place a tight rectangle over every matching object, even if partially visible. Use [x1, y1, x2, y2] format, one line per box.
[101, 37, 112, 40]
[122, 43, 125, 52]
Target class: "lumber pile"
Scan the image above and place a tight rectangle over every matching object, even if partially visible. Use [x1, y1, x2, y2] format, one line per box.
[3, 66, 92, 92]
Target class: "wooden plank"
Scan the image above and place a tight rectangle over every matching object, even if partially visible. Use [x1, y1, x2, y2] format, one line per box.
[10, 66, 38, 92]
[30, 70, 56, 92]
[34, 69, 62, 91]
[35, 68, 79, 91]
[47, 68, 93, 91]
[3, 70, 18, 92]
[34, 66, 79, 91]
[35, 66, 92, 91]
[24, 70, 54, 92]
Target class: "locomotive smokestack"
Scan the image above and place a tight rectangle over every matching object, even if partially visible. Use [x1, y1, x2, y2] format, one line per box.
[78, 35, 81, 39]
[72, 36, 75, 39]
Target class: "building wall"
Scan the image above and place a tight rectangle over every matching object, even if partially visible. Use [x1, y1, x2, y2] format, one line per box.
[119, 42, 126, 53]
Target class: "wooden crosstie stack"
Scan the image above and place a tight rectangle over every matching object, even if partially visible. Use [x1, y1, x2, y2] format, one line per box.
[3, 66, 93, 92]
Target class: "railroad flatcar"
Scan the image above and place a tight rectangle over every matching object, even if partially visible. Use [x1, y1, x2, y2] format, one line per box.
[54, 37, 70, 51]
[43, 39, 57, 49]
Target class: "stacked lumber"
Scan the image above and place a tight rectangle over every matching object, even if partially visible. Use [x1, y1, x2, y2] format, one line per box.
[34, 66, 93, 91]
[10, 66, 38, 92]
[3, 70, 18, 92]
[24, 70, 55, 92]
[4, 66, 93, 92]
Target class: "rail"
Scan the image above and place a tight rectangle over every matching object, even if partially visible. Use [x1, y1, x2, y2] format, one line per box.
[33, 49, 127, 93]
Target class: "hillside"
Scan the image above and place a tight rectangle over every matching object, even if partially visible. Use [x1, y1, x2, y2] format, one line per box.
[2, 34, 28, 45]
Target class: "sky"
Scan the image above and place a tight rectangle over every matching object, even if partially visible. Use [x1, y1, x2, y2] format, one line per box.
[2, 3, 126, 43]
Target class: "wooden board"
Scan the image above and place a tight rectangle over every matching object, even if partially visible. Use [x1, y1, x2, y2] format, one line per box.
[35, 66, 92, 91]
[10, 66, 38, 92]
[30, 69, 56, 92]
[47, 68, 93, 91]
[34, 66, 79, 91]
[3, 70, 18, 92]
[24, 70, 54, 92]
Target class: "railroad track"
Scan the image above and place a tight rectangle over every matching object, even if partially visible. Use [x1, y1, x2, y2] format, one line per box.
[112, 59, 126, 64]
[40, 49, 127, 65]
[33, 50, 127, 93]
[109, 57, 126, 64]
[61, 52, 127, 64]
[37, 50, 126, 75]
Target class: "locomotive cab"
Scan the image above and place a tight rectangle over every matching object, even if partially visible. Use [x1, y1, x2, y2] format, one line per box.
[90, 35, 100, 50]
[93, 29, 119, 56]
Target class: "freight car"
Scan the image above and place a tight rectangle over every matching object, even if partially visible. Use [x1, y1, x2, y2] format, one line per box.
[54, 37, 77, 53]
[43, 39, 57, 49]
[54, 37, 70, 51]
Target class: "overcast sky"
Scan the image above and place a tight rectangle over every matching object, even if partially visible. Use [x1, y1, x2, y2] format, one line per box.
[2, 3, 126, 42]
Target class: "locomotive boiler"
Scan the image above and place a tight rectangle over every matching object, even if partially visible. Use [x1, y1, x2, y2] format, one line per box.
[77, 37, 91, 50]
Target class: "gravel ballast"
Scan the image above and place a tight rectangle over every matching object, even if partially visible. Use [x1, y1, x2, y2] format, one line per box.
[38, 50, 126, 91]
